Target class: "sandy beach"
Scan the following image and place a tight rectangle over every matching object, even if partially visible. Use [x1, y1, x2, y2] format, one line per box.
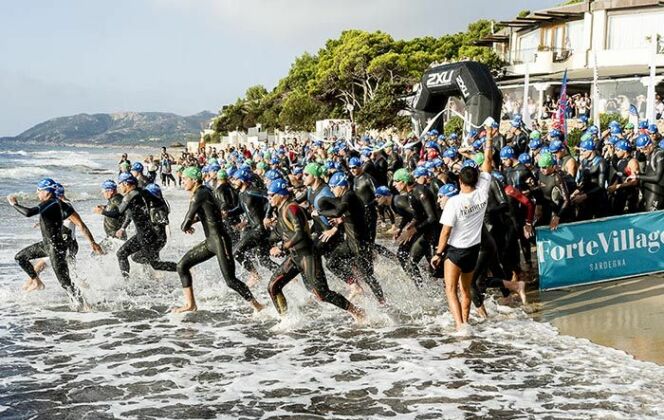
[532, 274, 664, 365]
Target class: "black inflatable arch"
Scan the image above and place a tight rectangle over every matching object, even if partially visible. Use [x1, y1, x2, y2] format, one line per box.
[412, 61, 502, 134]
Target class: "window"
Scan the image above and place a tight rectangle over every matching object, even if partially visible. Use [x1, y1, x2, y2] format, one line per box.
[607, 11, 664, 50]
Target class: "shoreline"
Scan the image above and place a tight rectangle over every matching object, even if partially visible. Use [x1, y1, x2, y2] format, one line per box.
[529, 273, 664, 365]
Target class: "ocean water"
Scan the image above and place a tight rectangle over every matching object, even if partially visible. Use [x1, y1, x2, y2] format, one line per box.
[1, 143, 663, 419]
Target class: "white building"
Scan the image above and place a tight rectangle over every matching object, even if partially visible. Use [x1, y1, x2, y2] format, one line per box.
[478, 0, 664, 122]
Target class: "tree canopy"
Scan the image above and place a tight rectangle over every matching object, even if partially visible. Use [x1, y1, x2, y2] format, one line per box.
[212, 20, 502, 134]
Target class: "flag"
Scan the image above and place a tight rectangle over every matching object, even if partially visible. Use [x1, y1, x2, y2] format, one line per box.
[554, 70, 569, 138]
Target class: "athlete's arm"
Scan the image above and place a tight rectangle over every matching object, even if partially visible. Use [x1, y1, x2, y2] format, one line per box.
[181, 189, 202, 232]
[283, 204, 307, 250]
[67, 211, 102, 253]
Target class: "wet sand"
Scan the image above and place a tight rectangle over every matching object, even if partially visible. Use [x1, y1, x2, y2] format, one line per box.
[531, 273, 664, 365]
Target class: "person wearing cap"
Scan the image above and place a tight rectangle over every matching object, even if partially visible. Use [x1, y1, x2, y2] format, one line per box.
[431, 132, 495, 331]
[213, 169, 241, 241]
[130, 162, 149, 188]
[265, 179, 365, 322]
[118, 153, 131, 175]
[506, 117, 528, 155]
[7, 178, 86, 307]
[548, 139, 578, 179]
[607, 140, 640, 215]
[392, 167, 440, 287]
[571, 138, 609, 220]
[535, 153, 572, 230]
[317, 172, 386, 304]
[94, 172, 177, 280]
[174, 166, 263, 313]
[483, 117, 505, 168]
[99, 179, 128, 241]
[227, 168, 279, 287]
[348, 157, 379, 245]
[627, 134, 664, 211]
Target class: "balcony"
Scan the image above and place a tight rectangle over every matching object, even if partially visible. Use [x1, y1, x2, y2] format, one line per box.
[510, 47, 573, 65]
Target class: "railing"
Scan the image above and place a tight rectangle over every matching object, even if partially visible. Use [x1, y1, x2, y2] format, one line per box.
[510, 47, 573, 65]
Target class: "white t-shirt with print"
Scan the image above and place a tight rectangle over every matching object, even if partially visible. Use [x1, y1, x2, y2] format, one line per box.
[440, 171, 491, 249]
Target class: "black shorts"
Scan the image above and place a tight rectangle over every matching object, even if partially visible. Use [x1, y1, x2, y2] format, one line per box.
[446, 244, 481, 273]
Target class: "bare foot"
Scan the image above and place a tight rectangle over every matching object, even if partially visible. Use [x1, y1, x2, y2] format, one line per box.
[348, 283, 364, 300]
[172, 303, 198, 313]
[247, 272, 260, 288]
[517, 281, 528, 305]
[25, 278, 45, 292]
[250, 299, 265, 312]
[477, 305, 488, 319]
[349, 305, 366, 324]
[21, 278, 33, 290]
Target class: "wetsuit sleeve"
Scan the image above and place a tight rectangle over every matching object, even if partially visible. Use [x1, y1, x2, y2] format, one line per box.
[12, 203, 41, 217]
[103, 193, 132, 219]
[318, 197, 347, 218]
[283, 203, 308, 250]
[639, 152, 664, 183]
[181, 190, 202, 231]
[414, 190, 439, 231]
[553, 171, 571, 217]
[504, 185, 535, 224]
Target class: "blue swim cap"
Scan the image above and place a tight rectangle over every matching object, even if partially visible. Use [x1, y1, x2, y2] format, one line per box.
[233, 169, 253, 183]
[548, 128, 561, 139]
[37, 178, 58, 192]
[324, 160, 336, 170]
[438, 183, 459, 197]
[500, 146, 516, 160]
[268, 178, 290, 196]
[510, 118, 521, 128]
[430, 129, 439, 136]
[292, 166, 303, 175]
[635, 134, 652, 149]
[118, 173, 137, 185]
[201, 165, 210, 174]
[579, 139, 595, 151]
[639, 120, 648, 129]
[361, 148, 373, 157]
[449, 133, 458, 140]
[529, 138, 543, 150]
[578, 115, 589, 123]
[208, 163, 221, 172]
[375, 186, 391, 197]
[608, 120, 620, 128]
[472, 139, 484, 151]
[648, 124, 658, 134]
[518, 153, 532, 165]
[610, 125, 622, 135]
[443, 147, 458, 159]
[131, 162, 144, 173]
[328, 171, 350, 187]
[492, 171, 505, 183]
[615, 140, 631, 152]
[264, 169, 281, 181]
[586, 125, 599, 135]
[549, 139, 564, 152]
[413, 166, 430, 178]
[101, 179, 117, 191]
[426, 141, 439, 150]
[437, 134, 446, 141]
[430, 158, 443, 169]
[227, 167, 237, 178]
[145, 183, 162, 198]
[348, 157, 362, 168]
[462, 159, 478, 169]
[54, 183, 65, 198]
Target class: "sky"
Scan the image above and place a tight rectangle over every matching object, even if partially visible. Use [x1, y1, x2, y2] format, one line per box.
[0, 0, 558, 136]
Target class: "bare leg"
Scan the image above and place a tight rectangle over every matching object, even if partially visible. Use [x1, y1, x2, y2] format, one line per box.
[476, 304, 488, 318]
[459, 271, 474, 323]
[502, 280, 527, 305]
[173, 287, 198, 313]
[246, 270, 261, 288]
[250, 298, 265, 312]
[25, 277, 45, 292]
[444, 259, 464, 330]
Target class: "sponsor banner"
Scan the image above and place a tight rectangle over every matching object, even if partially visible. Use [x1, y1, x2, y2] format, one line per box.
[536, 211, 664, 290]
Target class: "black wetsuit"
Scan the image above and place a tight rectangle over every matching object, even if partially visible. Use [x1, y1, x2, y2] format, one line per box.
[227, 187, 278, 274]
[319, 191, 385, 302]
[503, 163, 536, 265]
[353, 172, 378, 243]
[608, 155, 639, 215]
[486, 175, 520, 276]
[214, 181, 241, 241]
[13, 198, 83, 303]
[103, 193, 127, 240]
[575, 154, 609, 220]
[397, 185, 439, 286]
[639, 148, 664, 211]
[536, 169, 572, 225]
[177, 185, 254, 301]
[103, 188, 176, 278]
[267, 200, 352, 314]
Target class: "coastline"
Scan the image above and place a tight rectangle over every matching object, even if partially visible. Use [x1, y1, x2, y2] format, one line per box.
[530, 273, 664, 365]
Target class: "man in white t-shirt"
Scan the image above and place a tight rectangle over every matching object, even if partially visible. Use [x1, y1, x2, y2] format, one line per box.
[431, 133, 493, 331]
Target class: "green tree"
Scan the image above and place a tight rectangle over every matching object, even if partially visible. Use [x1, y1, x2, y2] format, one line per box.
[279, 89, 323, 131]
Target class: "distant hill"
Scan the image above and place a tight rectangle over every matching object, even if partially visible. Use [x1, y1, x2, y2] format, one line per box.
[1, 111, 215, 145]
